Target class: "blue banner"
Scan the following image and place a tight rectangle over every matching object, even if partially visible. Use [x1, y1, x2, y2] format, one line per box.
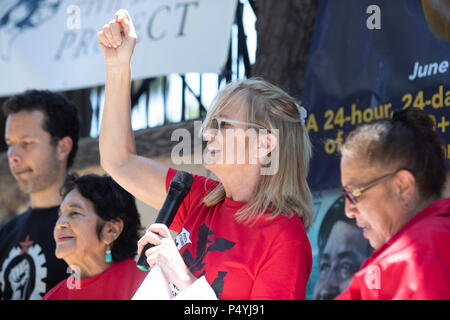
[302, 0, 450, 192]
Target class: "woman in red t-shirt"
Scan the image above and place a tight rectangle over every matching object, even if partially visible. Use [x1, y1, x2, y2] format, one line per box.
[97, 9, 314, 299]
[43, 174, 147, 300]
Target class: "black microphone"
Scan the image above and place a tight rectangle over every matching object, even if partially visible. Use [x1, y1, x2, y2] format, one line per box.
[136, 170, 194, 271]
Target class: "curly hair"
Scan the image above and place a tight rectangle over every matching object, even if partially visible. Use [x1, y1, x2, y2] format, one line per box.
[61, 173, 143, 262]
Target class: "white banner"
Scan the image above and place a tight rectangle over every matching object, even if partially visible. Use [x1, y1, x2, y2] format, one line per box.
[0, 0, 237, 97]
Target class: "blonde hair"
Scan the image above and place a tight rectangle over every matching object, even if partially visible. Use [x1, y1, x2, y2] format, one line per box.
[201, 78, 314, 231]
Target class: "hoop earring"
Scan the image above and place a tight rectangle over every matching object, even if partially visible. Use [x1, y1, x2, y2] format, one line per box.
[105, 244, 112, 263]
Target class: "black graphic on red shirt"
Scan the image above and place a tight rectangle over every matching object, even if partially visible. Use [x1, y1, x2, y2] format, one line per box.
[181, 224, 235, 298]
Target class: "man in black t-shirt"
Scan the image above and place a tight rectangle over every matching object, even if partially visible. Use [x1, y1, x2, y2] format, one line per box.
[0, 90, 79, 299]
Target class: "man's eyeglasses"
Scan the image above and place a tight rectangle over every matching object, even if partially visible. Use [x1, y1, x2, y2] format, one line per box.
[342, 170, 400, 205]
[202, 117, 266, 134]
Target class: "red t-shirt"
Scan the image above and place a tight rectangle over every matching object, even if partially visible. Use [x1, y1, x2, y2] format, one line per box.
[337, 197, 450, 300]
[42, 258, 147, 300]
[166, 168, 312, 300]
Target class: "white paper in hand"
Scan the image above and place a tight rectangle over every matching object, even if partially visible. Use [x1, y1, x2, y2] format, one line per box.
[132, 265, 174, 300]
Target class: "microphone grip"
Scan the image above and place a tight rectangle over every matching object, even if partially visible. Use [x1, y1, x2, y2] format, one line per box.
[136, 243, 155, 271]
[136, 171, 192, 272]
[135, 189, 184, 271]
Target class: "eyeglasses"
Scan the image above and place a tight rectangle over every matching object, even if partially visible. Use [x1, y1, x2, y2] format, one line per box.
[342, 170, 400, 205]
[202, 117, 266, 134]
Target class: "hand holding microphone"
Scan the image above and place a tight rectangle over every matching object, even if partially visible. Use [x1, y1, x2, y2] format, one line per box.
[136, 171, 197, 291]
[137, 224, 197, 291]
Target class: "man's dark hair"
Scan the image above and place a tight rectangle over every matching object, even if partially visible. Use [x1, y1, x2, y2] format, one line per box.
[2, 89, 80, 169]
[61, 174, 143, 262]
[318, 196, 373, 257]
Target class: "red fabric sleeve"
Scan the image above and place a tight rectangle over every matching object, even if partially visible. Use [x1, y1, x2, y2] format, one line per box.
[42, 279, 66, 300]
[250, 240, 312, 300]
[335, 287, 353, 300]
[337, 230, 450, 300]
[335, 272, 368, 300]
[399, 232, 450, 299]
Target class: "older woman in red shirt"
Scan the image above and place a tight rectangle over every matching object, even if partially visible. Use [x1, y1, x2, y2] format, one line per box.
[337, 109, 450, 299]
[43, 174, 146, 300]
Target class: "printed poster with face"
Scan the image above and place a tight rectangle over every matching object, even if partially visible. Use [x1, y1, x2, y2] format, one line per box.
[306, 190, 374, 299]
[303, 0, 449, 299]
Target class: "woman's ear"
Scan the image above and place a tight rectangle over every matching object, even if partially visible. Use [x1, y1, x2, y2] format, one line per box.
[393, 169, 416, 208]
[101, 219, 124, 244]
[257, 132, 278, 159]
